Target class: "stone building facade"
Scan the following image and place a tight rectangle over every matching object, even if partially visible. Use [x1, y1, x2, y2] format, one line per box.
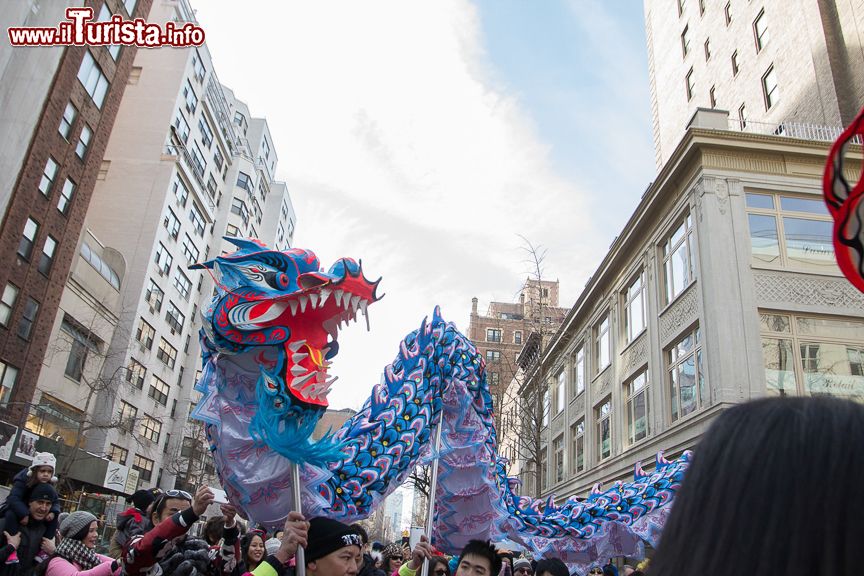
[644, 0, 864, 167]
[524, 110, 863, 500]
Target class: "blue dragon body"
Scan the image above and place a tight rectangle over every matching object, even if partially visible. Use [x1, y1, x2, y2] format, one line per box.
[192, 240, 689, 569]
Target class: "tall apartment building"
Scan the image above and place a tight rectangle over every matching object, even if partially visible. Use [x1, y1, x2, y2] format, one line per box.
[49, 0, 297, 491]
[644, 0, 864, 167]
[467, 279, 568, 428]
[522, 109, 863, 500]
[0, 0, 152, 440]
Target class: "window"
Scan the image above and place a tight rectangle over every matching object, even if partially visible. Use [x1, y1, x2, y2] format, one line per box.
[663, 214, 696, 304]
[206, 174, 217, 199]
[624, 272, 646, 343]
[191, 49, 206, 81]
[145, 279, 164, 312]
[542, 388, 550, 427]
[724, 1, 732, 24]
[77, 51, 109, 108]
[132, 454, 154, 482]
[190, 142, 206, 177]
[738, 103, 747, 130]
[596, 398, 612, 460]
[165, 302, 185, 334]
[513, 330, 522, 344]
[231, 197, 247, 219]
[760, 314, 864, 399]
[668, 326, 706, 421]
[59, 102, 77, 139]
[148, 375, 170, 405]
[172, 110, 190, 143]
[685, 67, 695, 101]
[198, 117, 213, 149]
[570, 420, 584, 474]
[553, 434, 564, 484]
[677, 0, 685, 16]
[595, 314, 611, 372]
[710, 85, 717, 108]
[136, 318, 154, 349]
[173, 269, 191, 301]
[233, 111, 248, 134]
[189, 203, 205, 237]
[38, 236, 57, 276]
[119, 401, 137, 431]
[262, 138, 271, 161]
[680, 25, 690, 57]
[485, 349, 501, 363]
[731, 50, 740, 76]
[182, 234, 200, 263]
[762, 65, 779, 110]
[108, 444, 128, 465]
[0, 362, 18, 406]
[126, 358, 146, 389]
[704, 38, 711, 61]
[17, 297, 39, 340]
[163, 208, 180, 239]
[183, 80, 197, 113]
[626, 369, 649, 444]
[61, 319, 97, 382]
[236, 171, 252, 192]
[554, 369, 566, 415]
[154, 242, 172, 275]
[539, 446, 548, 490]
[39, 158, 60, 197]
[97, 3, 120, 59]
[486, 328, 502, 343]
[746, 192, 835, 272]
[488, 372, 500, 387]
[213, 147, 224, 172]
[58, 178, 76, 215]
[76, 124, 92, 159]
[753, 9, 768, 51]
[18, 218, 39, 260]
[571, 346, 585, 396]
[0, 284, 19, 327]
[173, 177, 189, 207]
[225, 224, 240, 237]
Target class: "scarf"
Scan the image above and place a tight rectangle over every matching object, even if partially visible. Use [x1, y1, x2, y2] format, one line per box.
[56, 537, 101, 571]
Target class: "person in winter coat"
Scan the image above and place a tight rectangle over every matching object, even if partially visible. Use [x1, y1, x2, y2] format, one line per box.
[122, 486, 240, 576]
[2, 453, 61, 564]
[37, 511, 120, 576]
[350, 524, 384, 576]
[106, 489, 159, 559]
[0, 483, 58, 575]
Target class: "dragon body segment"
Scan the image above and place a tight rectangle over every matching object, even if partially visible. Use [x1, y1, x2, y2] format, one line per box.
[192, 240, 689, 568]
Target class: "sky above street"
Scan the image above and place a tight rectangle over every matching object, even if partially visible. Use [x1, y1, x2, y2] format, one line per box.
[193, 1, 656, 411]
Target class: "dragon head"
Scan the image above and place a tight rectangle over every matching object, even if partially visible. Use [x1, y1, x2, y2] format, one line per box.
[192, 237, 382, 408]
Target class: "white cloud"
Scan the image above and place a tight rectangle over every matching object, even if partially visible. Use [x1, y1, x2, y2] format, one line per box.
[196, 0, 604, 409]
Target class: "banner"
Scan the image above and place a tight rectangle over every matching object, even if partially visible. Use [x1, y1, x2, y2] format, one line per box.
[104, 460, 129, 492]
[0, 421, 17, 461]
[15, 430, 38, 461]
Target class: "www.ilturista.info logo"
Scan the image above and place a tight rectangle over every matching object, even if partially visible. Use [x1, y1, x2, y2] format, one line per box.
[8, 7, 205, 47]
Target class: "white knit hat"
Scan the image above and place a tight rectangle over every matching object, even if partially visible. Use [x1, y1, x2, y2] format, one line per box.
[30, 452, 56, 470]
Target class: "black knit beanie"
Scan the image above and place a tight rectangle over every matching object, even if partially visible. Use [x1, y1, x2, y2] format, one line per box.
[306, 517, 363, 563]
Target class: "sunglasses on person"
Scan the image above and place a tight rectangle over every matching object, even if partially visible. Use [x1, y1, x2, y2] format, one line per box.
[163, 489, 192, 500]
[589, 570, 603, 575]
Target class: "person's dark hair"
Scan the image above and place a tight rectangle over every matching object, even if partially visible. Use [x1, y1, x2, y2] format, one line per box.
[242, 531, 266, 568]
[203, 516, 225, 546]
[149, 490, 192, 528]
[458, 540, 501, 576]
[651, 397, 864, 576]
[429, 556, 451, 576]
[350, 523, 369, 545]
[534, 558, 568, 576]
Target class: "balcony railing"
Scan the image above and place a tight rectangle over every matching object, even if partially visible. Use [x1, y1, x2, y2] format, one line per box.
[727, 118, 862, 144]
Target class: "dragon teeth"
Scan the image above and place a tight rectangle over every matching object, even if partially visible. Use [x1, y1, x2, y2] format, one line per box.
[342, 292, 353, 309]
[288, 340, 307, 352]
[291, 353, 308, 363]
[288, 300, 299, 316]
[291, 372, 315, 390]
[333, 290, 344, 308]
[290, 365, 307, 376]
[309, 293, 319, 308]
[319, 289, 331, 307]
[359, 300, 368, 315]
[350, 295, 360, 311]
[298, 295, 308, 313]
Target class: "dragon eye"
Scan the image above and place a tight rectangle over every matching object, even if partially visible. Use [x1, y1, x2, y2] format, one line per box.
[275, 273, 289, 289]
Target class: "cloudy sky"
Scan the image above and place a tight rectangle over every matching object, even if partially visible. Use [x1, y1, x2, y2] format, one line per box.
[194, 1, 656, 410]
